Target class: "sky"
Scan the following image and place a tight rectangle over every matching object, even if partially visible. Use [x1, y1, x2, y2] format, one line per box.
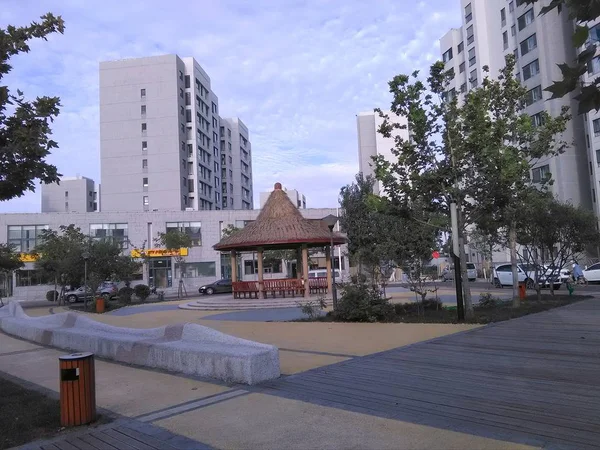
[0, 0, 460, 212]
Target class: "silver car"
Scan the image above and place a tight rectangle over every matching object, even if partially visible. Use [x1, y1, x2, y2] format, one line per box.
[441, 263, 477, 282]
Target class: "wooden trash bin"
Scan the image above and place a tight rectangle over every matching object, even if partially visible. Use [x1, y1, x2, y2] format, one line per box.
[95, 297, 105, 313]
[59, 352, 96, 427]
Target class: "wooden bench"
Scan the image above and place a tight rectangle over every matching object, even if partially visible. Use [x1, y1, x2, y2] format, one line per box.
[262, 279, 305, 298]
[309, 277, 329, 295]
[233, 281, 260, 299]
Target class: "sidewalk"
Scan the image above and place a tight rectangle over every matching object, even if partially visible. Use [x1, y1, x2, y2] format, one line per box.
[0, 308, 538, 449]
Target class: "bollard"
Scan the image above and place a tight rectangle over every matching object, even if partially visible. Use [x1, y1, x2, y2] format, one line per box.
[95, 296, 105, 313]
[59, 352, 96, 427]
[518, 281, 527, 300]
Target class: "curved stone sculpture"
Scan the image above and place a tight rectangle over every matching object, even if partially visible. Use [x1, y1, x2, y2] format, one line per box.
[0, 302, 279, 385]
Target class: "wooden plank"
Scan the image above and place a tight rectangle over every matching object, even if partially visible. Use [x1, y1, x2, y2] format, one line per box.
[88, 430, 139, 450]
[62, 436, 102, 450]
[102, 428, 155, 450]
[78, 434, 120, 450]
[116, 425, 179, 449]
[50, 440, 79, 450]
[40, 444, 61, 450]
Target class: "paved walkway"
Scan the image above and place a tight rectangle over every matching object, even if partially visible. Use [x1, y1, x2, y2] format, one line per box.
[258, 299, 600, 449]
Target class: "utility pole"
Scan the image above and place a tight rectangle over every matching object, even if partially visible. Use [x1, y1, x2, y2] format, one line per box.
[451, 203, 465, 321]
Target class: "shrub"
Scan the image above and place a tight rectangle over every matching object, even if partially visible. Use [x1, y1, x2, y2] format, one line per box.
[133, 284, 151, 302]
[334, 275, 394, 322]
[478, 292, 502, 308]
[422, 298, 443, 311]
[296, 297, 327, 320]
[118, 286, 134, 304]
[46, 290, 59, 302]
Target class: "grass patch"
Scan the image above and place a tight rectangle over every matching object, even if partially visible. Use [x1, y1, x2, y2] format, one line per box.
[292, 294, 591, 324]
[0, 378, 61, 449]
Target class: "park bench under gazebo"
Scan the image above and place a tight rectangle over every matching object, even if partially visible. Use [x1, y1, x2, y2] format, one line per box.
[213, 182, 346, 299]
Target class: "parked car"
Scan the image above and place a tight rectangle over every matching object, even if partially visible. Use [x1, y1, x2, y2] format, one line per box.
[63, 286, 94, 303]
[493, 263, 561, 289]
[583, 262, 600, 282]
[308, 269, 342, 279]
[97, 281, 119, 300]
[441, 263, 477, 282]
[199, 279, 232, 295]
[543, 264, 571, 282]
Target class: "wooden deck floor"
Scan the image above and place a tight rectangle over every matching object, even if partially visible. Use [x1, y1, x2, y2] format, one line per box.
[260, 299, 600, 449]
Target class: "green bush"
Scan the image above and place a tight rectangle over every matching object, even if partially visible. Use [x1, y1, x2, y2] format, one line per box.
[334, 275, 394, 322]
[118, 286, 134, 304]
[296, 297, 327, 320]
[46, 290, 58, 302]
[478, 292, 502, 308]
[133, 284, 151, 302]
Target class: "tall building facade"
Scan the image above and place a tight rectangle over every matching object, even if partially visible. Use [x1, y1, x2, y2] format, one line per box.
[259, 187, 306, 209]
[99, 54, 252, 212]
[356, 110, 408, 195]
[440, 0, 591, 208]
[220, 118, 253, 209]
[41, 176, 98, 213]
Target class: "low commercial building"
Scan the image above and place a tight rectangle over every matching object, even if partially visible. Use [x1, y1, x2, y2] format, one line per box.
[0, 208, 347, 301]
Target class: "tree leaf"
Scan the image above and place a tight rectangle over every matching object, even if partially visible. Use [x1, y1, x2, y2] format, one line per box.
[573, 25, 590, 48]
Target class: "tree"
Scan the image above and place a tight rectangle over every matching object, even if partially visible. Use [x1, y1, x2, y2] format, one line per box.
[523, 0, 600, 114]
[0, 244, 23, 306]
[0, 14, 65, 200]
[155, 230, 192, 297]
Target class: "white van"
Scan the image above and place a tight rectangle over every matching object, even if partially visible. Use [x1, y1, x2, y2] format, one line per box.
[308, 269, 342, 280]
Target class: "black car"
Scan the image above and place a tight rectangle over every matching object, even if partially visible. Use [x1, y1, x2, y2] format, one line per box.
[199, 279, 232, 295]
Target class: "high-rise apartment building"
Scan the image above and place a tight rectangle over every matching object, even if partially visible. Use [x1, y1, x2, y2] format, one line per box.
[220, 118, 253, 210]
[259, 187, 306, 209]
[99, 54, 252, 212]
[440, 0, 591, 208]
[356, 110, 408, 195]
[41, 176, 99, 213]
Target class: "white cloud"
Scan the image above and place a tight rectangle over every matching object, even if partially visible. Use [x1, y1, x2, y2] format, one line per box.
[0, 0, 460, 212]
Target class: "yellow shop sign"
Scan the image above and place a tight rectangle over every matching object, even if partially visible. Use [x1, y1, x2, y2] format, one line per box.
[130, 248, 189, 258]
[19, 253, 40, 262]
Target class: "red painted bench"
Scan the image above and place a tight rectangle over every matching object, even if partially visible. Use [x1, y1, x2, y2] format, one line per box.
[309, 277, 328, 295]
[232, 281, 260, 299]
[262, 279, 305, 298]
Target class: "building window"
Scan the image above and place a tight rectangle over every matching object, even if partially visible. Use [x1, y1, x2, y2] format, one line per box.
[594, 188, 597, 203]
[531, 164, 550, 183]
[516, 0, 526, 6]
[90, 223, 129, 249]
[518, 9, 535, 31]
[166, 222, 202, 246]
[180, 105, 184, 116]
[459, 62, 465, 73]
[503, 31, 509, 50]
[175, 262, 216, 278]
[16, 269, 50, 287]
[465, 3, 472, 22]
[143, 177, 148, 187]
[179, 70, 183, 81]
[596, 149, 600, 167]
[142, 141, 147, 151]
[141, 105, 146, 115]
[593, 118, 600, 136]
[531, 112, 545, 127]
[179, 88, 184, 98]
[520, 33, 537, 56]
[141, 123, 147, 132]
[143, 196, 149, 206]
[64, 191, 68, 198]
[466, 25, 474, 45]
[8, 225, 48, 253]
[140, 88, 146, 99]
[457, 42, 464, 53]
[468, 47, 476, 66]
[185, 75, 190, 88]
[186, 109, 192, 123]
[509, 1, 514, 12]
[142, 159, 148, 169]
[511, 25, 516, 37]
[514, 48, 519, 60]
[460, 83, 467, 93]
[525, 85, 542, 106]
[470, 69, 478, 88]
[501, 8, 506, 27]
[227, 128, 231, 138]
[588, 56, 600, 74]
[212, 102, 217, 113]
[443, 48, 453, 62]
[523, 59, 540, 80]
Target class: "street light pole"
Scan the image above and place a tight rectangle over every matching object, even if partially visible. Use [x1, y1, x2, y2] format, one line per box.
[322, 214, 339, 311]
[82, 251, 90, 311]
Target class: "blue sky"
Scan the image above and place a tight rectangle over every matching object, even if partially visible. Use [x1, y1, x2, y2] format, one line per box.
[0, 0, 460, 212]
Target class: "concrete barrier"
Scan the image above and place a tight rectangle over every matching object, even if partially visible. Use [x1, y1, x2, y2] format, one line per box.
[0, 301, 280, 385]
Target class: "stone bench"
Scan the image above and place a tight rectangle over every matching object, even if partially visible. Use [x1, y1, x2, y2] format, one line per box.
[0, 301, 279, 385]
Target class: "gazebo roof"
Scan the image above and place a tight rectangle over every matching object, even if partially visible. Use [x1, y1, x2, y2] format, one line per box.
[214, 182, 346, 251]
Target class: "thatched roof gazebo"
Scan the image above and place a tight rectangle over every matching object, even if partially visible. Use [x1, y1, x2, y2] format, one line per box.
[214, 182, 346, 298]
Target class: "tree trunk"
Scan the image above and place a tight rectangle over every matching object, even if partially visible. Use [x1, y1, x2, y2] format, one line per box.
[489, 243, 494, 284]
[458, 236, 474, 319]
[509, 222, 520, 307]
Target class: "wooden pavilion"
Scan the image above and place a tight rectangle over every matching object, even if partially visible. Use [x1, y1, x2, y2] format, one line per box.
[213, 183, 346, 299]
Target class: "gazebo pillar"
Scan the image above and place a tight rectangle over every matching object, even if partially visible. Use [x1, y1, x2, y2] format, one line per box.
[257, 247, 264, 298]
[296, 248, 302, 279]
[302, 244, 310, 298]
[326, 246, 333, 295]
[230, 251, 238, 282]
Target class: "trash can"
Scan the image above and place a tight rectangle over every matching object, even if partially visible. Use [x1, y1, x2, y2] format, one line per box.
[59, 352, 96, 427]
[95, 296, 105, 313]
[518, 281, 527, 300]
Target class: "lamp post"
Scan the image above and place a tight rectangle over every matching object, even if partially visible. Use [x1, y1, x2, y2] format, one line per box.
[82, 251, 90, 311]
[322, 214, 338, 310]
